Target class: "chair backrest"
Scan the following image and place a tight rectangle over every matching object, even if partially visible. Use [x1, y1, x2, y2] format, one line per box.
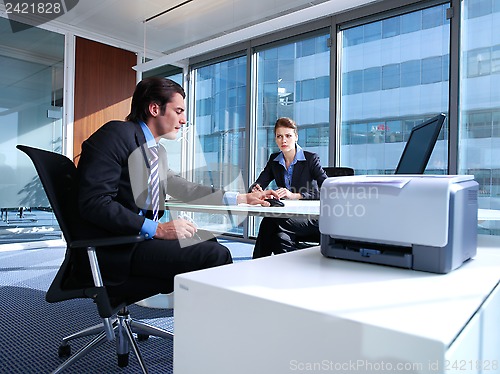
[17, 145, 80, 240]
[17, 145, 105, 301]
[323, 167, 355, 178]
[17, 145, 105, 242]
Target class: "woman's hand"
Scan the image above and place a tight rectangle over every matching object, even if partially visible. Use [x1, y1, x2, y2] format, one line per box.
[276, 187, 301, 200]
[237, 189, 279, 206]
[251, 183, 263, 192]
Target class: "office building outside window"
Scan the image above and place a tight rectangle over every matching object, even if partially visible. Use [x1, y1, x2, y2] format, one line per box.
[191, 56, 248, 235]
[253, 32, 331, 187]
[460, 0, 500, 234]
[251, 32, 330, 237]
[339, 3, 450, 175]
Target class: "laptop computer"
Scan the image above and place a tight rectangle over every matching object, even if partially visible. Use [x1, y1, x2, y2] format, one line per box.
[394, 113, 446, 174]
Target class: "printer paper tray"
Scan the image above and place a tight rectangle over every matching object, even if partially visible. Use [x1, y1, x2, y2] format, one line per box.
[322, 238, 413, 269]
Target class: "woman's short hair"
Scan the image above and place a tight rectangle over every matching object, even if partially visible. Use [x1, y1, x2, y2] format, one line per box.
[274, 117, 298, 135]
[126, 77, 185, 123]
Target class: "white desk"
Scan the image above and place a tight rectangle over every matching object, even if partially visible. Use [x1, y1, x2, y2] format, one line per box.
[173, 235, 500, 374]
[166, 199, 320, 218]
[167, 200, 499, 222]
[478, 209, 500, 221]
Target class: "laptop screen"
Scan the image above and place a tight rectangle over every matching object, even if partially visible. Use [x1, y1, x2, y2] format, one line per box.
[394, 113, 446, 174]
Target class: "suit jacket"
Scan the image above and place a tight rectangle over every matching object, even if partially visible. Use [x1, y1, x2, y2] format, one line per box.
[249, 150, 327, 200]
[77, 120, 225, 280]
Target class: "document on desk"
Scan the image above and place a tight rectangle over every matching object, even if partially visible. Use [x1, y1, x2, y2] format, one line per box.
[326, 175, 474, 190]
[327, 176, 411, 189]
[166, 200, 319, 217]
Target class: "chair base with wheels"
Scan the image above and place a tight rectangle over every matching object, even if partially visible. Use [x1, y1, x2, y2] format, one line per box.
[53, 305, 173, 374]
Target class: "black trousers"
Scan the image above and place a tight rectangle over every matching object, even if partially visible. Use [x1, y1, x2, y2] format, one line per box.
[129, 230, 232, 293]
[252, 217, 320, 258]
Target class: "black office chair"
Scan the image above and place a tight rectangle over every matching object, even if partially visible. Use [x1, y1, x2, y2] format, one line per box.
[295, 166, 354, 249]
[323, 166, 355, 178]
[17, 145, 173, 374]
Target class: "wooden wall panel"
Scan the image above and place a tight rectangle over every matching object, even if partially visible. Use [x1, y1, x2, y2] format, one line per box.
[73, 37, 137, 163]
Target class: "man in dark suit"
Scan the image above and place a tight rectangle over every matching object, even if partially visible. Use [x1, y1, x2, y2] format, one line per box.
[77, 77, 277, 291]
[249, 117, 327, 258]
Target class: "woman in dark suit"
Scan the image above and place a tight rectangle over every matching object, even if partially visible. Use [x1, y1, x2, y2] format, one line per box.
[249, 117, 327, 258]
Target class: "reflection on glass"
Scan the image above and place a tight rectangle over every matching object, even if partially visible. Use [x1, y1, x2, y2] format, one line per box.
[252, 32, 330, 237]
[0, 17, 64, 242]
[192, 56, 247, 235]
[254, 33, 330, 180]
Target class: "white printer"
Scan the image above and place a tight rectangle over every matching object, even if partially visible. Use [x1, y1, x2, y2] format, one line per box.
[319, 175, 478, 273]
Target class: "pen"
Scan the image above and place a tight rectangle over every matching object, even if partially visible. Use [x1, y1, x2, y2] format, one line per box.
[178, 212, 202, 241]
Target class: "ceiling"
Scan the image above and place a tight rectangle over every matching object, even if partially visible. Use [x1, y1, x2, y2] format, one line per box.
[0, 0, 379, 69]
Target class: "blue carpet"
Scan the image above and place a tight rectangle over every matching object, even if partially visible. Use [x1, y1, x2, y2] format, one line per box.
[0, 239, 253, 373]
[0, 246, 174, 374]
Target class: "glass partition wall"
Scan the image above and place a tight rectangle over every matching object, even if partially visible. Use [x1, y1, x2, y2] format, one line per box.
[254, 32, 331, 187]
[251, 32, 331, 237]
[179, 0, 500, 239]
[3, 0, 500, 244]
[0, 17, 64, 244]
[190, 56, 248, 235]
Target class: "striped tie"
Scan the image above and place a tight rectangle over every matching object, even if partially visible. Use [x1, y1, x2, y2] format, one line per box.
[149, 145, 160, 222]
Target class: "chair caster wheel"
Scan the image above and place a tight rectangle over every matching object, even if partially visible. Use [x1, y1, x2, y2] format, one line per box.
[137, 334, 149, 341]
[58, 344, 71, 358]
[118, 353, 129, 367]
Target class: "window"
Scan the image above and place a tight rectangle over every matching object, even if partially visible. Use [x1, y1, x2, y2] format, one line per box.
[343, 26, 364, 47]
[467, 0, 492, 18]
[466, 112, 492, 138]
[492, 46, 500, 73]
[364, 67, 381, 92]
[467, 48, 492, 77]
[401, 10, 421, 34]
[252, 32, 330, 237]
[191, 56, 248, 235]
[339, 4, 449, 174]
[422, 5, 444, 29]
[172, 0, 500, 237]
[460, 0, 500, 234]
[364, 21, 382, 42]
[401, 60, 421, 87]
[301, 79, 315, 101]
[382, 17, 400, 38]
[382, 64, 400, 90]
[422, 56, 443, 84]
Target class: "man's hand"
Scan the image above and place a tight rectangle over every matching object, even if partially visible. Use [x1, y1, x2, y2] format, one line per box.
[237, 189, 279, 206]
[154, 218, 197, 240]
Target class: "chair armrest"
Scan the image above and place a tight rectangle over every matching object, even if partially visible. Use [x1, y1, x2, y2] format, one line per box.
[69, 235, 145, 249]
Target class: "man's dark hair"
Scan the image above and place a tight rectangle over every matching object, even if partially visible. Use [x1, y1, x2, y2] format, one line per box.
[126, 77, 185, 123]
